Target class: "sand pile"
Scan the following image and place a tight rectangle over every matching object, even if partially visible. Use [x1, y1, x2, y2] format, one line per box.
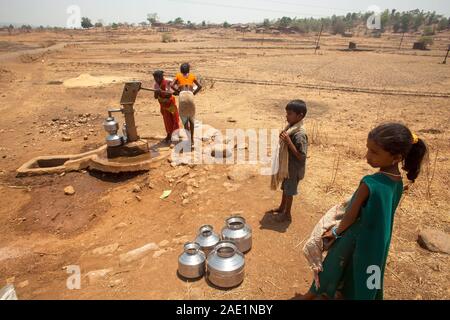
[63, 73, 133, 88]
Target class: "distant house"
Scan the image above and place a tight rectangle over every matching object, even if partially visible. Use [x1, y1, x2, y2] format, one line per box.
[151, 22, 170, 32]
[233, 24, 251, 32]
[279, 26, 296, 34]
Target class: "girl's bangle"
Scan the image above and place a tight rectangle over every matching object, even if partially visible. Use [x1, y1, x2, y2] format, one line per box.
[332, 226, 342, 239]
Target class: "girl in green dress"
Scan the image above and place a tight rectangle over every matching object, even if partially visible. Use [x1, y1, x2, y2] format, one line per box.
[300, 123, 428, 300]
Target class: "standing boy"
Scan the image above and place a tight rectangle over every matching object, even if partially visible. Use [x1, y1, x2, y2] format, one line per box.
[269, 100, 308, 222]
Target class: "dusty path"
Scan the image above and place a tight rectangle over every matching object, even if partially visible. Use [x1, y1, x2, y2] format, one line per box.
[0, 42, 68, 62]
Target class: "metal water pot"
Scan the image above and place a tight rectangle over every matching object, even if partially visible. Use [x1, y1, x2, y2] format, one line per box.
[178, 242, 206, 279]
[207, 240, 245, 288]
[103, 117, 119, 134]
[221, 216, 252, 253]
[106, 134, 123, 147]
[195, 225, 220, 256]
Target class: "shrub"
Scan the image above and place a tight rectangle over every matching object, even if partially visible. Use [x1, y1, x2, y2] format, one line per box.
[161, 33, 173, 43]
[332, 19, 346, 35]
[419, 36, 434, 46]
[437, 18, 449, 31]
[422, 26, 435, 36]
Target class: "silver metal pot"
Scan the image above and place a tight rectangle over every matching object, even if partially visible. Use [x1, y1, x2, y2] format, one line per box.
[207, 240, 245, 288]
[106, 134, 123, 147]
[103, 117, 119, 134]
[221, 216, 252, 253]
[178, 242, 206, 279]
[195, 225, 220, 256]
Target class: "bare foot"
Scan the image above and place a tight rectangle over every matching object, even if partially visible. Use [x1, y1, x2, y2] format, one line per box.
[265, 208, 282, 214]
[292, 292, 317, 300]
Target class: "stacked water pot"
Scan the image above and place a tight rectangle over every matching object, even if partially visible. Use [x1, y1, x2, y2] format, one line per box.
[195, 225, 220, 256]
[177, 216, 252, 289]
[103, 116, 123, 147]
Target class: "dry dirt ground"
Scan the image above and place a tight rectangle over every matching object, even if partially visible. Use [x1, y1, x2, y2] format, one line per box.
[0, 28, 449, 300]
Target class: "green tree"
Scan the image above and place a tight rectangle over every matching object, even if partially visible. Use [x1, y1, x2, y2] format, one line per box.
[81, 17, 93, 29]
[437, 17, 449, 31]
[147, 13, 158, 25]
[20, 25, 32, 32]
[223, 21, 230, 28]
[380, 9, 390, 31]
[412, 10, 424, 31]
[292, 20, 308, 33]
[401, 13, 411, 32]
[174, 17, 184, 25]
[426, 11, 438, 25]
[332, 18, 346, 35]
[94, 22, 103, 28]
[202, 21, 206, 27]
[279, 16, 292, 28]
[263, 18, 271, 28]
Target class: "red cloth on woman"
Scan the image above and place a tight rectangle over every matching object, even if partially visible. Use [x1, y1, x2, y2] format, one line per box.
[154, 79, 180, 135]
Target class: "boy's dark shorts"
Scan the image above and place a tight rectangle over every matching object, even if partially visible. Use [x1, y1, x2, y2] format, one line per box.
[281, 175, 301, 196]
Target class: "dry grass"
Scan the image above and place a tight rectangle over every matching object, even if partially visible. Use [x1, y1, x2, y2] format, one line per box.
[309, 120, 329, 146]
[425, 149, 439, 200]
[325, 153, 341, 193]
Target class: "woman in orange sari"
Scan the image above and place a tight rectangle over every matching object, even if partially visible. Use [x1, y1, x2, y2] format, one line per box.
[153, 70, 180, 142]
[171, 63, 202, 148]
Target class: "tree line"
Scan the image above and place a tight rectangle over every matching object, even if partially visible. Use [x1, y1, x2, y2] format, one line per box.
[4, 9, 449, 34]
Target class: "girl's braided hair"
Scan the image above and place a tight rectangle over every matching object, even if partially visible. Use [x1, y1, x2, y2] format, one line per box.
[368, 123, 428, 182]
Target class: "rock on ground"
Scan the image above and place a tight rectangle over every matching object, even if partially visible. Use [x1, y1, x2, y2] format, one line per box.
[153, 249, 167, 258]
[165, 167, 190, 180]
[172, 235, 190, 245]
[85, 268, 113, 285]
[418, 228, 450, 254]
[132, 184, 142, 193]
[119, 243, 159, 265]
[64, 186, 75, 195]
[92, 243, 119, 256]
[158, 240, 170, 248]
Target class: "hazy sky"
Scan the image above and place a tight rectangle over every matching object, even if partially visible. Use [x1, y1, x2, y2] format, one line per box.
[1, 0, 449, 26]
